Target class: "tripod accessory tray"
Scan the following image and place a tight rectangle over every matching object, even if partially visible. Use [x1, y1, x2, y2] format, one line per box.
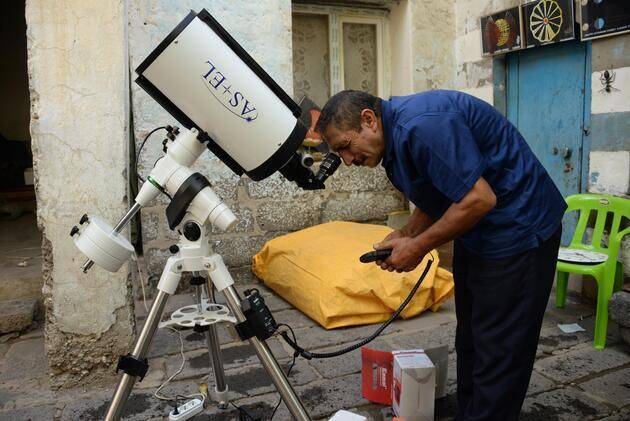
[159, 300, 236, 329]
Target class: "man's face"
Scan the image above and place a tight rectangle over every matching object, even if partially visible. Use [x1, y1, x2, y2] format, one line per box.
[322, 109, 385, 168]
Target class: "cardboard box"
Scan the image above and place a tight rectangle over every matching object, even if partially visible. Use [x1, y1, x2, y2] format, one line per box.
[424, 345, 449, 399]
[361, 345, 449, 406]
[392, 350, 435, 421]
[361, 347, 393, 404]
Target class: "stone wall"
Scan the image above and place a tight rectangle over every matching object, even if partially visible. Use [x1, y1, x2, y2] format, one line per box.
[129, 0, 405, 280]
[26, 0, 134, 387]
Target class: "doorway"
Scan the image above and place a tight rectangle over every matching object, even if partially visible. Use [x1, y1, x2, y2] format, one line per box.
[504, 40, 591, 243]
[0, 0, 42, 330]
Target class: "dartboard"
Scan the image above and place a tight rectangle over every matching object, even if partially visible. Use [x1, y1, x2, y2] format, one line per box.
[530, 0, 563, 43]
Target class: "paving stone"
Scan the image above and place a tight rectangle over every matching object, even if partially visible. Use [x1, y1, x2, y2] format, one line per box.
[609, 291, 630, 327]
[0, 387, 19, 409]
[620, 326, 630, 351]
[146, 324, 236, 358]
[134, 357, 166, 390]
[62, 391, 167, 420]
[526, 371, 557, 396]
[294, 373, 367, 419]
[520, 387, 612, 420]
[544, 298, 596, 324]
[0, 338, 47, 382]
[135, 292, 195, 321]
[385, 322, 456, 352]
[0, 403, 56, 421]
[0, 343, 8, 360]
[390, 306, 457, 332]
[595, 408, 630, 420]
[288, 323, 391, 351]
[307, 339, 390, 379]
[219, 358, 319, 399]
[259, 294, 293, 312]
[446, 352, 457, 394]
[534, 345, 630, 384]
[341, 403, 392, 421]
[17, 327, 45, 341]
[0, 299, 36, 334]
[537, 324, 593, 355]
[579, 367, 630, 408]
[273, 308, 317, 329]
[164, 338, 288, 380]
[0, 378, 56, 411]
[199, 392, 280, 420]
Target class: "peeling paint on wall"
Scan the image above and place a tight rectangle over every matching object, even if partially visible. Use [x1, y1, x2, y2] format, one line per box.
[588, 151, 630, 196]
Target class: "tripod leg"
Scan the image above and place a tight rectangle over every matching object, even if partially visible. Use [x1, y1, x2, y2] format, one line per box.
[200, 280, 229, 408]
[105, 290, 170, 421]
[207, 259, 311, 421]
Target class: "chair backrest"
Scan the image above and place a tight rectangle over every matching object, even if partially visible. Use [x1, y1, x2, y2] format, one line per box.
[565, 194, 630, 252]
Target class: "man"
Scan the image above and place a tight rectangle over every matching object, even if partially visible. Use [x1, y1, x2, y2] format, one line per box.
[315, 89, 566, 420]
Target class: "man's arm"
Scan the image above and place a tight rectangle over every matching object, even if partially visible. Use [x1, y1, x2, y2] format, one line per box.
[375, 177, 496, 271]
[400, 207, 434, 237]
[376, 207, 434, 270]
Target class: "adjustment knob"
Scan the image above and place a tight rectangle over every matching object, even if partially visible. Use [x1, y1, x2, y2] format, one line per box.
[169, 244, 179, 254]
[183, 221, 201, 241]
[79, 214, 89, 225]
[70, 226, 80, 237]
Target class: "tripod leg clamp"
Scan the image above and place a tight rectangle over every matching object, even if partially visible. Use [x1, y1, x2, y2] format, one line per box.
[116, 354, 149, 381]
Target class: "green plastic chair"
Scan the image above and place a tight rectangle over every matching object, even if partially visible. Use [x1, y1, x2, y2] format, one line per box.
[556, 193, 630, 349]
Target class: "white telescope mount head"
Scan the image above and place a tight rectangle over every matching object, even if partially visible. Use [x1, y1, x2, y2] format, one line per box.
[71, 125, 236, 274]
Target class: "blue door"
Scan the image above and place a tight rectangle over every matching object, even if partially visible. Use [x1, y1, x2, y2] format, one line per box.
[506, 40, 590, 243]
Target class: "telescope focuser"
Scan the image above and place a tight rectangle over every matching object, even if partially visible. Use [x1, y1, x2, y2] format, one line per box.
[280, 152, 341, 190]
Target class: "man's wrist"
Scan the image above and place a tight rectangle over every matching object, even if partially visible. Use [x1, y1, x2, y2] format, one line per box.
[410, 234, 430, 258]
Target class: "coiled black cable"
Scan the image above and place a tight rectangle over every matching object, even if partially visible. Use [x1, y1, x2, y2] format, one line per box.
[280, 258, 433, 359]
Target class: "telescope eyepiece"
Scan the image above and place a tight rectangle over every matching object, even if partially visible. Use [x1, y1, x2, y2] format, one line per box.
[315, 153, 342, 183]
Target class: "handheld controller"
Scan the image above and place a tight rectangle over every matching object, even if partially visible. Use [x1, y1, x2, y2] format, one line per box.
[359, 249, 393, 263]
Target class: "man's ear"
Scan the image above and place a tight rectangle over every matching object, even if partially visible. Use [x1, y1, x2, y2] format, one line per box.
[361, 109, 377, 131]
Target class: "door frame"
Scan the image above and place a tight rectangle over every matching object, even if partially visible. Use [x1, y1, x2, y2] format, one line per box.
[492, 41, 592, 194]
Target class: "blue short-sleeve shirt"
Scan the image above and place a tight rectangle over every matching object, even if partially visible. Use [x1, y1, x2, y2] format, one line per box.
[381, 90, 567, 259]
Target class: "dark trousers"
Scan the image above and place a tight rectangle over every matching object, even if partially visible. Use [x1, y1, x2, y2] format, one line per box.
[453, 227, 561, 421]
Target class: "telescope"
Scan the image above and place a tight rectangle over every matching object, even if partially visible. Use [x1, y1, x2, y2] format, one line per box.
[70, 9, 342, 421]
[135, 8, 340, 190]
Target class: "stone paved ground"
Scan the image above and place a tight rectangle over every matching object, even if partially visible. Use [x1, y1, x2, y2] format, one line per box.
[1, 267, 629, 420]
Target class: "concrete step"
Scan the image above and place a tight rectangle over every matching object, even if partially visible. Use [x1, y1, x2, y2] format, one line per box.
[0, 298, 37, 333]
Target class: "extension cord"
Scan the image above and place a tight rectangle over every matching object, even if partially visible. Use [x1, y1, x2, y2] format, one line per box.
[168, 398, 203, 420]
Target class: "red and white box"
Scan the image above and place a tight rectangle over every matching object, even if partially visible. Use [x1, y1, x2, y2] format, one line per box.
[391, 350, 435, 421]
[361, 346, 447, 421]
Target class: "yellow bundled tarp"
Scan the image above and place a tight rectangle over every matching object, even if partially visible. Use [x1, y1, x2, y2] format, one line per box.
[252, 221, 454, 329]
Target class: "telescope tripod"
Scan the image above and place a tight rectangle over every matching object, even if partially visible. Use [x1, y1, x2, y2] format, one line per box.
[104, 215, 311, 421]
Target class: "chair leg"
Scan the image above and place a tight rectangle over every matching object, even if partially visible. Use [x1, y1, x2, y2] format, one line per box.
[556, 271, 569, 308]
[593, 273, 615, 350]
[613, 262, 624, 293]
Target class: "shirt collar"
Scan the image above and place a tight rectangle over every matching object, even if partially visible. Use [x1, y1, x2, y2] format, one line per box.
[380, 98, 395, 170]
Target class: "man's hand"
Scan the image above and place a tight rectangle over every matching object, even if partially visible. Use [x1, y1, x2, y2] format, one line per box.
[373, 229, 406, 270]
[373, 237, 427, 273]
[383, 229, 406, 242]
